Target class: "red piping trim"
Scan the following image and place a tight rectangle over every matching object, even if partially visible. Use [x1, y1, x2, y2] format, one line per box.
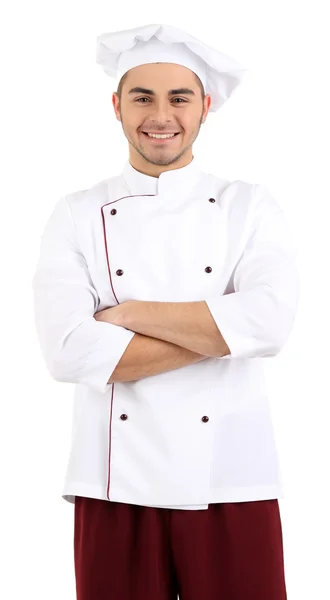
[101, 193, 156, 500]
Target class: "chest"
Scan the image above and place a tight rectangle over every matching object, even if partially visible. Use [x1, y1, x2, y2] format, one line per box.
[74, 182, 252, 307]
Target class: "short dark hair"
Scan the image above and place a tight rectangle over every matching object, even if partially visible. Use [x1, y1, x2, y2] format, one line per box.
[115, 69, 205, 102]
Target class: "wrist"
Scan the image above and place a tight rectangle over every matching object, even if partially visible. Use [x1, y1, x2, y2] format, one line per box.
[116, 300, 140, 329]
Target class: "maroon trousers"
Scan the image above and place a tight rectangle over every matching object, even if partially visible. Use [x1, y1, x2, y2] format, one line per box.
[74, 496, 287, 600]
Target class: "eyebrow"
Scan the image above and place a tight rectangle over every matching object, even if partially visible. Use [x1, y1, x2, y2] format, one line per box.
[128, 87, 196, 96]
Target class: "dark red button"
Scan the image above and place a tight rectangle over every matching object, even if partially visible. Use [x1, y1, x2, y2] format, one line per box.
[110, 209, 117, 215]
[205, 266, 212, 273]
[202, 416, 209, 422]
[208, 198, 216, 203]
[120, 414, 128, 420]
[116, 269, 124, 276]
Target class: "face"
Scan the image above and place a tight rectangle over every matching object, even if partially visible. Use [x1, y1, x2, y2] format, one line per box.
[112, 62, 211, 177]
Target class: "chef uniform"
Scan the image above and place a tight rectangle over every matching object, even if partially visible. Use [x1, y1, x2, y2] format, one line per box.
[32, 23, 299, 600]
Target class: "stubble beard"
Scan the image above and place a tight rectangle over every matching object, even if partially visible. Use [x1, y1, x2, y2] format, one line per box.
[119, 108, 204, 167]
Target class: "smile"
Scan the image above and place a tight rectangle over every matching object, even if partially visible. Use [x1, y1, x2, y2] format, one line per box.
[142, 132, 180, 143]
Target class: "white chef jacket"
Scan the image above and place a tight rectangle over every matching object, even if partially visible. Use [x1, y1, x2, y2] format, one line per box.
[32, 157, 299, 510]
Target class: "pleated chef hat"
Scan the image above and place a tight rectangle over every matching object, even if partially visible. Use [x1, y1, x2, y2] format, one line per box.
[96, 23, 248, 112]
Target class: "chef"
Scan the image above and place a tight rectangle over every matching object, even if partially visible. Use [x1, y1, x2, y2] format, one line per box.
[32, 22, 299, 600]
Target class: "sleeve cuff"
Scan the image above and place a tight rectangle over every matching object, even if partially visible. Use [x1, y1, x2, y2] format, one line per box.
[83, 322, 136, 392]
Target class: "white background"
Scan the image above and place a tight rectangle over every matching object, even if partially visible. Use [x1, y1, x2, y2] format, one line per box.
[1, 1, 329, 598]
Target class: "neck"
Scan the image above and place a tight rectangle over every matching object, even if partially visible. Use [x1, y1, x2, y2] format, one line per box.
[128, 148, 193, 178]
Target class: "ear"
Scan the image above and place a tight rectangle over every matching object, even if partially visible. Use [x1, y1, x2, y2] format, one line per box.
[112, 93, 121, 121]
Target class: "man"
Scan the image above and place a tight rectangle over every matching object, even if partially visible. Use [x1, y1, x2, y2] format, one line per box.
[32, 23, 299, 600]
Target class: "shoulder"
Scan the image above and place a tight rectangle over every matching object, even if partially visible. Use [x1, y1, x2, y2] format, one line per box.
[208, 172, 283, 213]
[65, 174, 120, 216]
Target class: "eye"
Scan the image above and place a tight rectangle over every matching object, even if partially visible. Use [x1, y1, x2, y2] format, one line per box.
[135, 97, 187, 103]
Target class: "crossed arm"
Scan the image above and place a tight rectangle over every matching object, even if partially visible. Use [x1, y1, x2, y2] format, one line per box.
[94, 300, 231, 383]
[33, 188, 299, 391]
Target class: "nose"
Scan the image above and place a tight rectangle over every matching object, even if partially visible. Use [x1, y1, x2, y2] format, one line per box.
[148, 99, 174, 123]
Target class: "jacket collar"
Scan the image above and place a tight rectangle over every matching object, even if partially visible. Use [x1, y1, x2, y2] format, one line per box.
[121, 157, 203, 199]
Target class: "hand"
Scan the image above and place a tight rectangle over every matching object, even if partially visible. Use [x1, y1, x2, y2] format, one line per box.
[94, 300, 138, 327]
[94, 305, 121, 325]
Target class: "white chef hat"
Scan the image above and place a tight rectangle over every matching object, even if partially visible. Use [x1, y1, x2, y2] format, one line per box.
[96, 23, 248, 112]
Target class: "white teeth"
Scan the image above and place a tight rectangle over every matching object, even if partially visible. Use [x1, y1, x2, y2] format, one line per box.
[147, 133, 176, 139]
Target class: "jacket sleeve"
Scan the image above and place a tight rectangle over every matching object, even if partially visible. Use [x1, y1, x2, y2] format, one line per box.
[32, 195, 135, 393]
[205, 183, 300, 359]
